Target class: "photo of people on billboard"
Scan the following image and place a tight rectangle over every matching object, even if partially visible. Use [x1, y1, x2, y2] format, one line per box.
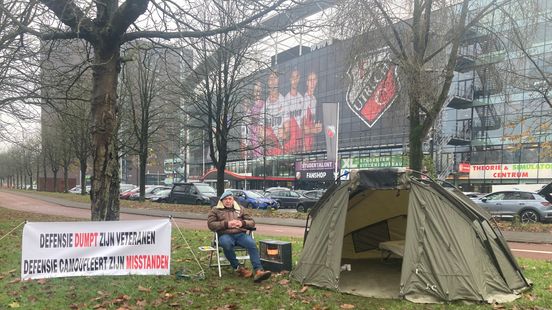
[244, 69, 326, 157]
[241, 42, 409, 161]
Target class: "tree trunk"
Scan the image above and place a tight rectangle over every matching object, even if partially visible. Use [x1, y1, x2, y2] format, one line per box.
[90, 44, 121, 221]
[409, 103, 424, 172]
[42, 154, 47, 191]
[52, 170, 58, 192]
[63, 165, 69, 192]
[139, 151, 147, 201]
[216, 167, 225, 197]
[36, 156, 39, 190]
[80, 158, 87, 196]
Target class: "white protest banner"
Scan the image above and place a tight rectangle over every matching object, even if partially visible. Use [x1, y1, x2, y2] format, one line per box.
[21, 219, 171, 280]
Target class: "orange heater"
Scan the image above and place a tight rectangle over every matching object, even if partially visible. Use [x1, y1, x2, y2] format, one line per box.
[259, 240, 292, 272]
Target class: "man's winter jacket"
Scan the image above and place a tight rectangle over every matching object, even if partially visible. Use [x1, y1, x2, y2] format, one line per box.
[207, 200, 255, 234]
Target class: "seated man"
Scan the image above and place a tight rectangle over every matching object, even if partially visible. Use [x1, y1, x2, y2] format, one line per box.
[207, 190, 272, 283]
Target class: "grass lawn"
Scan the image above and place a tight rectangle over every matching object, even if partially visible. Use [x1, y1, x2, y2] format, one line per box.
[1, 207, 551, 309]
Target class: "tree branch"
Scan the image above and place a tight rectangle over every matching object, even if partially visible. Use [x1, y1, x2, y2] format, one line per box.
[121, 0, 286, 43]
[38, 0, 97, 42]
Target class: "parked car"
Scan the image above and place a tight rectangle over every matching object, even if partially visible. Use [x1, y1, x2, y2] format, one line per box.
[120, 183, 136, 193]
[265, 190, 318, 212]
[150, 189, 172, 203]
[462, 192, 483, 199]
[264, 187, 290, 194]
[228, 189, 279, 210]
[249, 189, 266, 197]
[168, 182, 217, 205]
[69, 186, 84, 194]
[302, 190, 326, 200]
[474, 190, 552, 223]
[120, 187, 139, 200]
[538, 182, 552, 203]
[129, 185, 171, 200]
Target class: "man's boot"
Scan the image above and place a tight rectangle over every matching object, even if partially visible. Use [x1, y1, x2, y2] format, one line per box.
[253, 269, 271, 283]
[235, 266, 253, 278]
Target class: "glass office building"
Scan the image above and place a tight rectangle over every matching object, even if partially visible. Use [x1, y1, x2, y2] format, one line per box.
[192, 1, 552, 191]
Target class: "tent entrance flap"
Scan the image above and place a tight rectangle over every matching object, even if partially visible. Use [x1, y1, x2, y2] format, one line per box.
[338, 258, 402, 299]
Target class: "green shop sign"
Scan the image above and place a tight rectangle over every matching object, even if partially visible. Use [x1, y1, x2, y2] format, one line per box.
[341, 155, 407, 169]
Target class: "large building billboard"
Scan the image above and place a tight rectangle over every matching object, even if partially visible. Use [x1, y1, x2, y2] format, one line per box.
[241, 41, 409, 160]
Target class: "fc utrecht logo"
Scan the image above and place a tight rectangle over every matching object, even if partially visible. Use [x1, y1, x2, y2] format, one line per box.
[346, 56, 400, 128]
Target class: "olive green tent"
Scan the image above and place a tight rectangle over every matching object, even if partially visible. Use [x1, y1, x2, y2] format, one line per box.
[291, 169, 530, 303]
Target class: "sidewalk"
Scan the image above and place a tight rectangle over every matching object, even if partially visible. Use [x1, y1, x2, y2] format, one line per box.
[9, 191, 552, 243]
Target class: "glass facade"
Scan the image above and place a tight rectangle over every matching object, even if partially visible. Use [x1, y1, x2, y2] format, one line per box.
[191, 1, 552, 191]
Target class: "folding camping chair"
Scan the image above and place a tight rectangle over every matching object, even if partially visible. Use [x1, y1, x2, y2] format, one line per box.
[200, 227, 256, 277]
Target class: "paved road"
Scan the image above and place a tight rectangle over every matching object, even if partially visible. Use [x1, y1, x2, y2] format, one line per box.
[1, 191, 551, 260]
[507, 242, 552, 260]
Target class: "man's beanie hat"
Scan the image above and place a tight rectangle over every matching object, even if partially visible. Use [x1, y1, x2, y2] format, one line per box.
[220, 190, 233, 200]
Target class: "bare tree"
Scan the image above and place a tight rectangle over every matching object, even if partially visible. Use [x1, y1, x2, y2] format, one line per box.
[170, 1, 271, 196]
[55, 81, 92, 195]
[64, 100, 92, 195]
[333, 0, 511, 171]
[118, 42, 181, 200]
[0, 150, 15, 187]
[21, 137, 41, 189]
[0, 1, 41, 144]
[42, 126, 62, 192]
[0, 0, 287, 220]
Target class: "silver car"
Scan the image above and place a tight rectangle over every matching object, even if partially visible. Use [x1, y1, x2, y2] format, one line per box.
[474, 191, 552, 223]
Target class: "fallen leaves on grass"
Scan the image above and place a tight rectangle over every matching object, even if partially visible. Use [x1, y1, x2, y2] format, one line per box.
[278, 279, 290, 286]
[300, 286, 309, 293]
[164, 292, 175, 299]
[115, 294, 131, 302]
[523, 293, 537, 301]
[138, 285, 151, 293]
[340, 304, 355, 309]
[288, 289, 298, 299]
[8, 301, 20, 308]
[259, 285, 272, 291]
[210, 304, 238, 310]
[135, 299, 147, 307]
[188, 287, 203, 293]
